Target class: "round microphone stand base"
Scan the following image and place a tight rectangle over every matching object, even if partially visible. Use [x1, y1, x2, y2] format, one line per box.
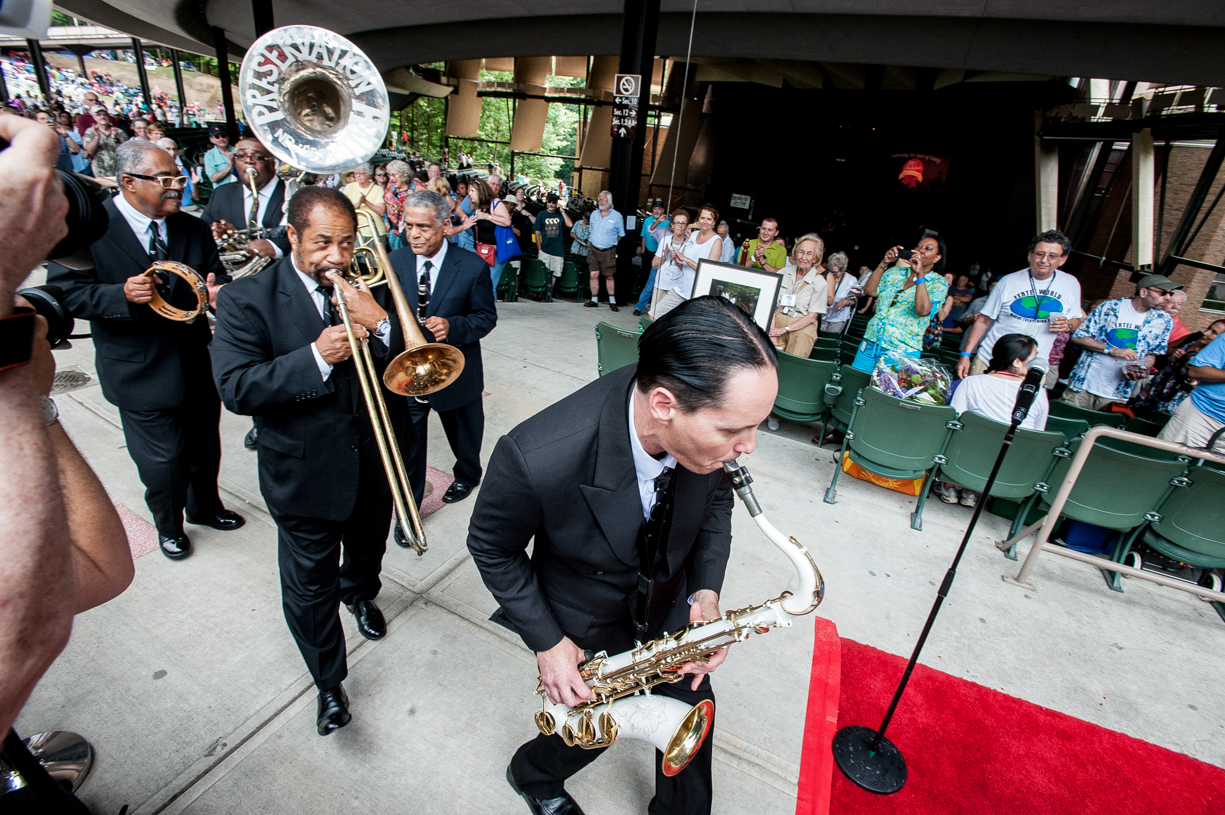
[832, 725, 907, 795]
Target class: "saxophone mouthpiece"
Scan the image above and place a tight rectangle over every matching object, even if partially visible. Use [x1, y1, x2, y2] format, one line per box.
[722, 459, 762, 516]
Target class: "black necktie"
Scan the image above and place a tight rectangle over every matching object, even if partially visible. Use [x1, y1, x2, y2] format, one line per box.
[633, 466, 676, 642]
[148, 221, 168, 261]
[418, 259, 432, 322]
[316, 285, 337, 326]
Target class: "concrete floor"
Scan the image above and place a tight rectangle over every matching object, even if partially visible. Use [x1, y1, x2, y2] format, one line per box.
[15, 286, 1225, 814]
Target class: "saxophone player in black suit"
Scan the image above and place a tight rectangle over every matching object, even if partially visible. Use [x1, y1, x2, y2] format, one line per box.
[387, 190, 497, 519]
[48, 140, 244, 560]
[467, 297, 779, 815]
[210, 187, 412, 736]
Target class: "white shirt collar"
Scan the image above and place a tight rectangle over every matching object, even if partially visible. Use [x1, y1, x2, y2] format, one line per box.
[243, 175, 279, 198]
[113, 190, 167, 248]
[628, 390, 677, 518]
[416, 240, 448, 290]
[290, 253, 326, 315]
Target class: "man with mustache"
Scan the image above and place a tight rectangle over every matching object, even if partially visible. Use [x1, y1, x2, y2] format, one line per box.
[210, 187, 413, 735]
[48, 140, 244, 560]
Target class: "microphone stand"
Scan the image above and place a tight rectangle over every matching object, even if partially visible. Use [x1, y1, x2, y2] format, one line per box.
[832, 382, 1038, 794]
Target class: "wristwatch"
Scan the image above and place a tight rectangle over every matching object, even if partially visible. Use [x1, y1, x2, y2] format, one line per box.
[39, 395, 58, 426]
[0, 306, 36, 374]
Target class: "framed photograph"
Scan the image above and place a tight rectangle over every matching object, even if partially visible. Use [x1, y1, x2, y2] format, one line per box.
[693, 259, 783, 332]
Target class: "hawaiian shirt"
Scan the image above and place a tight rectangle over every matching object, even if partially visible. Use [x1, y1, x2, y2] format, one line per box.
[864, 266, 950, 354]
[571, 220, 590, 257]
[384, 184, 410, 233]
[1067, 297, 1173, 400]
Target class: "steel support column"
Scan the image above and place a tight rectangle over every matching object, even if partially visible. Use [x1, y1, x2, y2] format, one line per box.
[212, 27, 238, 140]
[1131, 128, 1155, 270]
[1158, 133, 1225, 276]
[25, 39, 50, 104]
[131, 38, 152, 113]
[252, 0, 275, 37]
[608, 0, 660, 305]
[170, 49, 187, 123]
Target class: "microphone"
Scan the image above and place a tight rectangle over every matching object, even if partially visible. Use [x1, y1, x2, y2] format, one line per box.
[1011, 358, 1050, 426]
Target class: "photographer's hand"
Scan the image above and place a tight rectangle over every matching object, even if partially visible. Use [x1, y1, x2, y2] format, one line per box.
[0, 114, 70, 314]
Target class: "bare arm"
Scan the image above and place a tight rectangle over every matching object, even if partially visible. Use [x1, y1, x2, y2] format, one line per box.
[486, 200, 513, 227]
[1187, 364, 1225, 384]
[913, 277, 933, 317]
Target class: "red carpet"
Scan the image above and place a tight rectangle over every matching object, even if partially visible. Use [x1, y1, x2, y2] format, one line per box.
[822, 638, 1225, 814]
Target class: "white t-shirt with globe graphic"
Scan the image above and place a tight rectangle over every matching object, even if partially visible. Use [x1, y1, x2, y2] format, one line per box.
[974, 268, 1084, 365]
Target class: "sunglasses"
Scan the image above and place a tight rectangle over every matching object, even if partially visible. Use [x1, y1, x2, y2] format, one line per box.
[127, 173, 187, 188]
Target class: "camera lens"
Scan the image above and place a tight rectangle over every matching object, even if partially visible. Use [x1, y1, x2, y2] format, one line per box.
[17, 284, 75, 349]
[50, 171, 111, 261]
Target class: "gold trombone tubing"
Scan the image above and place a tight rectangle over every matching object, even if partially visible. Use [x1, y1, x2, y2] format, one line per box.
[332, 283, 428, 555]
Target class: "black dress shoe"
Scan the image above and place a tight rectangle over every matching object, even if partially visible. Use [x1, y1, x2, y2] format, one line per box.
[316, 684, 351, 736]
[608, 303, 619, 312]
[632, 309, 642, 316]
[346, 599, 385, 640]
[443, 481, 475, 504]
[185, 509, 246, 531]
[507, 766, 586, 815]
[393, 520, 410, 548]
[158, 533, 191, 560]
[243, 426, 259, 450]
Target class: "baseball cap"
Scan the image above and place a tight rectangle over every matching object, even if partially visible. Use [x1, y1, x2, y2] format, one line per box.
[1136, 274, 1183, 292]
[546, 192, 559, 203]
[209, 124, 227, 137]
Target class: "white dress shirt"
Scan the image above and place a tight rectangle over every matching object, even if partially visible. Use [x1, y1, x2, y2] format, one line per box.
[628, 393, 677, 520]
[291, 257, 391, 381]
[242, 176, 284, 259]
[113, 190, 167, 256]
[415, 240, 448, 295]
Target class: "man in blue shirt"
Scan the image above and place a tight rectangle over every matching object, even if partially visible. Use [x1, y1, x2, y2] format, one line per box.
[634, 199, 669, 315]
[202, 124, 236, 187]
[584, 190, 625, 312]
[1158, 332, 1225, 452]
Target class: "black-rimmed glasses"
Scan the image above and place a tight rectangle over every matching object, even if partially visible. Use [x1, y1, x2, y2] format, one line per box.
[127, 173, 188, 188]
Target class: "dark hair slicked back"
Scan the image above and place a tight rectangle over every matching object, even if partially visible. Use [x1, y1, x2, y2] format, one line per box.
[636, 295, 777, 412]
[287, 186, 356, 236]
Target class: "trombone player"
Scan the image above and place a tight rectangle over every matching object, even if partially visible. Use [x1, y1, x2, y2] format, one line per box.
[210, 187, 413, 736]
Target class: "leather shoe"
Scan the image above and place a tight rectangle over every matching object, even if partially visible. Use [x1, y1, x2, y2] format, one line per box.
[158, 533, 191, 560]
[582, 300, 598, 308]
[316, 684, 351, 736]
[243, 426, 258, 449]
[608, 303, 619, 312]
[507, 765, 586, 815]
[185, 509, 246, 531]
[346, 599, 386, 640]
[632, 309, 642, 316]
[393, 520, 411, 548]
[443, 481, 475, 503]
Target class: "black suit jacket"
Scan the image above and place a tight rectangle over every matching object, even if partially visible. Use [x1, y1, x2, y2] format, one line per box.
[47, 198, 225, 412]
[388, 243, 497, 413]
[466, 365, 734, 653]
[209, 257, 413, 521]
[200, 177, 291, 256]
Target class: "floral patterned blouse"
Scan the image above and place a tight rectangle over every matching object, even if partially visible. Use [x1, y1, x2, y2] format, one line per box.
[384, 184, 410, 234]
[864, 266, 950, 354]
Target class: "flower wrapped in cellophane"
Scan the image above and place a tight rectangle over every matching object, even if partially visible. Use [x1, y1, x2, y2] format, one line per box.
[871, 351, 952, 406]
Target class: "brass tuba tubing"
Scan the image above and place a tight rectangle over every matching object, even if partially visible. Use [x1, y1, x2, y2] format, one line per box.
[332, 283, 427, 555]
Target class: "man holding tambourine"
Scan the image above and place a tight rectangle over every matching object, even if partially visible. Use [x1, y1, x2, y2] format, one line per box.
[48, 139, 245, 560]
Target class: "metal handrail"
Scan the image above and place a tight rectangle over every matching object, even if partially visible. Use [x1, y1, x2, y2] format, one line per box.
[1000, 425, 1225, 601]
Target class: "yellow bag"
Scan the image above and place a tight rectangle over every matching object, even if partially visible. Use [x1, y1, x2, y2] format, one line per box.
[840, 451, 925, 496]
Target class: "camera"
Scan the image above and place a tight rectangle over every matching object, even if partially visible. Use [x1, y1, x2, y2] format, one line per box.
[13, 170, 112, 349]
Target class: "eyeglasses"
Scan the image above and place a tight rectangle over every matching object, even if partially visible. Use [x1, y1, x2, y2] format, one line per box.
[126, 173, 187, 188]
[1031, 252, 1063, 261]
[233, 152, 270, 163]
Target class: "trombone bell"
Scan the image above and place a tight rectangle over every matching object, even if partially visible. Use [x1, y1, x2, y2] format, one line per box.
[383, 345, 465, 397]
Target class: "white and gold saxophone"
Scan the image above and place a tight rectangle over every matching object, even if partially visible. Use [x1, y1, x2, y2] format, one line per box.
[533, 458, 825, 776]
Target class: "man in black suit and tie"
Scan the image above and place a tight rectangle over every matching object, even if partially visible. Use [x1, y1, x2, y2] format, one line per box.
[467, 297, 779, 815]
[388, 190, 496, 517]
[48, 140, 244, 560]
[200, 136, 290, 260]
[210, 186, 412, 736]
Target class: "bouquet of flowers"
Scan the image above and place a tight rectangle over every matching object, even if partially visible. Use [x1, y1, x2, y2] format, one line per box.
[871, 351, 952, 405]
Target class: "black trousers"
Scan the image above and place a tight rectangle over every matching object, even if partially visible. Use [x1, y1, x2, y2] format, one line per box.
[271, 465, 390, 690]
[511, 676, 716, 815]
[118, 391, 223, 538]
[407, 395, 484, 505]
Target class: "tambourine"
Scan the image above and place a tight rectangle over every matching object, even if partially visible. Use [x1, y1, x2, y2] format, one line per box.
[144, 261, 208, 323]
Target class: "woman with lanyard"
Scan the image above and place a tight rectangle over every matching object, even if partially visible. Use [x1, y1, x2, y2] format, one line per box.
[769, 233, 829, 358]
[650, 206, 723, 318]
[852, 235, 950, 372]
